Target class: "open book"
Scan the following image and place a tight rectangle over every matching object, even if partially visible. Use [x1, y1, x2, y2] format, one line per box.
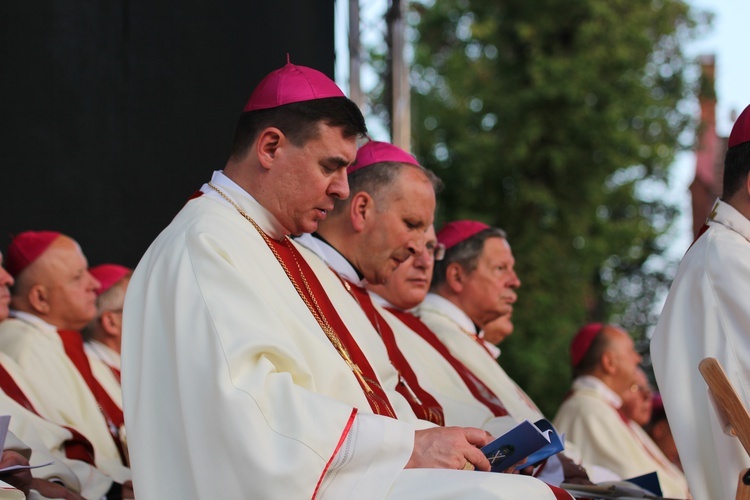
[560, 472, 683, 499]
[480, 418, 565, 472]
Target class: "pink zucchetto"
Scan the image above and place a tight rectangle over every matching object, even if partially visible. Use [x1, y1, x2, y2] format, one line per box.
[5, 230, 62, 278]
[436, 220, 490, 250]
[89, 264, 132, 296]
[570, 323, 604, 368]
[348, 140, 420, 174]
[243, 61, 345, 112]
[728, 104, 750, 148]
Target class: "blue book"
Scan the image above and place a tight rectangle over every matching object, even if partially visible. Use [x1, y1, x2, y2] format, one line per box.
[480, 418, 565, 472]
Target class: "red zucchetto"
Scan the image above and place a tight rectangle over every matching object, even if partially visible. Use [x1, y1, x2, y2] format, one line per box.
[243, 60, 345, 112]
[89, 264, 132, 296]
[570, 323, 605, 368]
[5, 230, 62, 278]
[728, 104, 750, 148]
[348, 140, 419, 175]
[436, 220, 491, 250]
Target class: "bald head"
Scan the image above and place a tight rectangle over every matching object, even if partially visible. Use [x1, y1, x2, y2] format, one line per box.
[573, 325, 642, 394]
[11, 236, 100, 331]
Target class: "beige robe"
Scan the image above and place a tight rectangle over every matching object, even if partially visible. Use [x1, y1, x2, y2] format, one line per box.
[121, 170, 571, 499]
[295, 233, 517, 436]
[0, 375, 113, 499]
[553, 376, 690, 498]
[418, 293, 545, 423]
[0, 315, 129, 484]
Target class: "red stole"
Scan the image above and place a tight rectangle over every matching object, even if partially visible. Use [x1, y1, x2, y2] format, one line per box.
[472, 332, 495, 357]
[0, 363, 96, 465]
[57, 330, 128, 465]
[267, 238, 398, 419]
[343, 283, 445, 426]
[387, 308, 509, 417]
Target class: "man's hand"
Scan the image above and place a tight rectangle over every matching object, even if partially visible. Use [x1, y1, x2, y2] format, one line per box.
[0, 450, 32, 495]
[29, 478, 85, 500]
[406, 426, 493, 471]
[559, 453, 593, 485]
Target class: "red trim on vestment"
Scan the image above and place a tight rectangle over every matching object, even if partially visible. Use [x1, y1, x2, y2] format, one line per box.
[269, 238, 398, 418]
[387, 308, 509, 417]
[0, 363, 96, 465]
[311, 408, 358, 500]
[547, 483, 574, 499]
[345, 284, 444, 426]
[110, 366, 121, 384]
[57, 330, 128, 465]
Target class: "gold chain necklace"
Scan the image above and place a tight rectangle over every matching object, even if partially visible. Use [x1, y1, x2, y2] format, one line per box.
[206, 182, 383, 402]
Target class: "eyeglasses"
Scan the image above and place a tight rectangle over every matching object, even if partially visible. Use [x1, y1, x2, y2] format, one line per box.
[426, 242, 446, 261]
[630, 384, 652, 399]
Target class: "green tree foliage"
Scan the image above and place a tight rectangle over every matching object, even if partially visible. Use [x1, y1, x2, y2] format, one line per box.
[402, 0, 708, 416]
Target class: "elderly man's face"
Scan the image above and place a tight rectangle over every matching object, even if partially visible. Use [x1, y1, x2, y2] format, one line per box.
[605, 326, 643, 394]
[358, 167, 436, 285]
[460, 237, 520, 328]
[0, 255, 14, 321]
[273, 123, 357, 235]
[621, 368, 653, 427]
[369, 225, 439, 309]
[37, 236, 100, 330]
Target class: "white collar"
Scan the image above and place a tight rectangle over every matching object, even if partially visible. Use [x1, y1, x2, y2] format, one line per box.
[85, 340, 121, 368]
[709, 198, 750, 242]
[572, 375, 623, 409]
[419, 293, 478, 335]
[294, 233, 367, 286]
[9, 310, 59, 333]
[200, 170, 289, 240]
[478, 333, 502, 359]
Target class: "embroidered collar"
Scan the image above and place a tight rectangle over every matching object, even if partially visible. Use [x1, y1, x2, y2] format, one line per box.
[709, 198, 750, 243]
[295, 233, 367, 286]
[201, 171, 288, 240]
[419, 293, 478, 335]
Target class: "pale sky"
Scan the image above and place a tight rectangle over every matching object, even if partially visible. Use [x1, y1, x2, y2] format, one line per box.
[666, 0, 750, 257]
[333, 0, 749, 257]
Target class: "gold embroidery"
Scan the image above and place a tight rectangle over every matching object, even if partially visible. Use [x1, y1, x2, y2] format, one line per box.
[207, 183, 395, 418]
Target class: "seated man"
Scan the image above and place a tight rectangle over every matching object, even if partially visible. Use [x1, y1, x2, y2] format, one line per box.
[419, 220, 545, 423]
[122, 61, 569, 498]
[83, 264, 132, 385]
[0, 250, 132, 498]
[1, 231, 130, 480]
[553, 323, 689, 498]
[364, 212, 589, 485]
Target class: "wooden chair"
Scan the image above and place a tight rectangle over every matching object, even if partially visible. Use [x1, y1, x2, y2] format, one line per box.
[699, 357, 750, 500]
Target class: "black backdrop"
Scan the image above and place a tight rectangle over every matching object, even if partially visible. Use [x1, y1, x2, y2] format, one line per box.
[0, 1, 336, 267]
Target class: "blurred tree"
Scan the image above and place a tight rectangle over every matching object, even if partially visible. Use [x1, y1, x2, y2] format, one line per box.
[370, 0, 709, 416]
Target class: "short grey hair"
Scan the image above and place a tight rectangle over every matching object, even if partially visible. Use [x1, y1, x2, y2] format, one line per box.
[331, 162, 443, 215]
[430, 227, 507, 291]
